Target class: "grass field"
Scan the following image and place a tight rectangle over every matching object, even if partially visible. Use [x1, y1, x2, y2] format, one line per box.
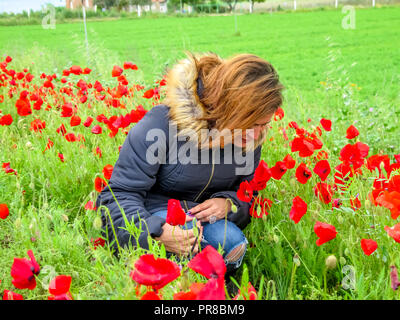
[0, 6, 400, 300]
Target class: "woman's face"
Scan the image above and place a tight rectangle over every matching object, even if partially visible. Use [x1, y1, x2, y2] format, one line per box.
[234, 114, 273, 148]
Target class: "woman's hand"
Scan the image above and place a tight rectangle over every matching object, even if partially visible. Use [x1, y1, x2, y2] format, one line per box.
[154, 222, 203, 256]
[189, 198, 232, 223]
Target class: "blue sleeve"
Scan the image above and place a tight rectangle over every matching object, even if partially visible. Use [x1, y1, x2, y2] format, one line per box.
[96, 105, 169, 250]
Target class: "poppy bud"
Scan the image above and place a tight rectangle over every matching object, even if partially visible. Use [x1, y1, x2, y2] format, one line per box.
[231, 203, 238, 213]
[344, 248, 350, 256]
[93, 216, 103, 230]
[26, 141, 32, 149]
[273, 234, 279, 243]
[339, 257, 346, 265]
[325, 255, 337, 269]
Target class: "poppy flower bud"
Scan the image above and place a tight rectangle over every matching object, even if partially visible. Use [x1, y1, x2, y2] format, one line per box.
[231, 203, 238, 213]
[26, 141, 32, 149]
[344, 248, 350, 256]
[339, 257, 346, 265]
[325, 255, 337, 270]
[273, 234, 279, 243]
[93, 216, 103, 230]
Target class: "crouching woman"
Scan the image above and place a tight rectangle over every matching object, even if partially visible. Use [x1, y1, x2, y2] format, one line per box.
[96, 51, 284, 275]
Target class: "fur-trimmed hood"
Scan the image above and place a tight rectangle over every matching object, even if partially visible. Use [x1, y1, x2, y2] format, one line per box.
[162, 53, 211, 147]
[161, 53, 264, 151]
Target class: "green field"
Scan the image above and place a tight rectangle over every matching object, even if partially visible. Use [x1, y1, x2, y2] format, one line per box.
[1, 6, 400, 300]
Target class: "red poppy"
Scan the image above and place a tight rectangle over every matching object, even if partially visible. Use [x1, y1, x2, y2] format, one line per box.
[291, 136, 315, 158]
[360, 239, 377, 256]
[346, 125, 359, 139]
[130, 254, 181, 290]
[250, 198, 272, 218]
[29, 119, 46, 133]
[173, 283, 205, 300]
[11, 250, 40, 290]
[102, 164, 114, 180]
[123, 62, 138, 70]
[274, 107, 284, 121]
[0, 203, 9, 219]
[270, 161, 287, 180]
[70, 115, 81, 127]
[196, 277, 225, 300]
[2, 290, 23, 300]
[289, 196, 307, 224]
[295, 163, 312, 184]
[91, 237, 105, 249]
[384, 223, 400, 243]
[166, 199, 186, 226]
[111, 65, 123, 77]
[2, 162, 17, 175]
[91, 125, 102, 134]
[94, 177, 107, 192]
[140, 291, 161, 300]
[376, 191, 400, 219]
[320, 118, 332, 131]
[82, 116, 93, 127]
[61, 103, 73, 117]
[0, 114, 13, 126]
[249, 160, 271, 191]
[314, 221, 337, 246]
[48, 275, 73, 300]
[313, 160, 331, 181]
[56, 123, 67, 136]
[237, 180, 253, 202]
[233, 282, 257, 300]
[332, 198, 343, 210]
[314, 182, 333, 204]
[350, 196, 361, 211]
[143, 88, 154, 99]
[69, 65, 83, 75]
[339, 142, 369, 169]
[65, 133, 78, 142]
[395, 154, 400, 164]
[58, 153, 65, 162]
[84, 200, 95, 211]
[283, 154, 296, 169]
[366, 154, 390, 175]
[188, 245, 226, 280]
[43, 138, 54, 153]
[15, 98, 32, 116]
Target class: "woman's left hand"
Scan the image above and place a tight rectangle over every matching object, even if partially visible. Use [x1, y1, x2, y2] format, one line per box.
[188, 198, 232, 223]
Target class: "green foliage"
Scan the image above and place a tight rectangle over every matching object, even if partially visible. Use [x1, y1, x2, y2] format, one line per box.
[0, 6, 399, 300]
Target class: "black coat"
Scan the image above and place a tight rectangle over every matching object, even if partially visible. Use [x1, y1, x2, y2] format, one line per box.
[96, 54, 262, 251]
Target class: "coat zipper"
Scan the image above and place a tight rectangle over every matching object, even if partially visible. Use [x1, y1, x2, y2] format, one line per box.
[193, 161, 215, 202]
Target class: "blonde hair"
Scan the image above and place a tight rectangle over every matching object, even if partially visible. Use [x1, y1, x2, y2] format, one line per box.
[165, 51, 285, 151]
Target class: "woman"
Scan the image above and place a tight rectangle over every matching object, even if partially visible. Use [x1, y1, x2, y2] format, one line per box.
[96, 52, 284, 275]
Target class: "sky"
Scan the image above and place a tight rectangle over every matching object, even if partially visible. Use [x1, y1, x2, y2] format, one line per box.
[0, 0, 65, 14]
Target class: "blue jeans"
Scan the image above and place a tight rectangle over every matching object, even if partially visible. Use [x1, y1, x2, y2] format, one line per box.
[152, 210, 248, 270]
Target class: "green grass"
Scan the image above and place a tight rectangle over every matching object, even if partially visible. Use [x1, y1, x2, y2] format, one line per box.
[0, 6, 400, 300]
